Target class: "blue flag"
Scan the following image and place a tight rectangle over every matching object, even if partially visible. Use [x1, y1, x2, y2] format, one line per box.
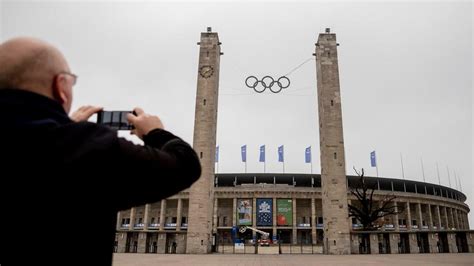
[305, 146, 311, 163]
[241, 145, 247, 162]
[215, 146, 219, 162]
[278, 145, 284, 162]
[259, 145, 265, 162]
[370, 151, 377, 167]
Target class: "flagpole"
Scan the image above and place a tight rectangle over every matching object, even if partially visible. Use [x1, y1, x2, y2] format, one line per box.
[420, 157, 425, 182]
[400, 153, 405, 179]
[454, 171, 458, 190]
[245, 161, 247, 173]
[311, 161, 313, 174]
[446, 165, 451, 187]
[283, 161, 285, 173]
[436, 162, 441, 185]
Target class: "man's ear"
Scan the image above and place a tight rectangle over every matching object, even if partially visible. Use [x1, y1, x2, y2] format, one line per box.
[52, 74, 67, 104]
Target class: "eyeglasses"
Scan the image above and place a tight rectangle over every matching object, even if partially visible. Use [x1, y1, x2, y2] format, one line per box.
[58, 71, 78, 86]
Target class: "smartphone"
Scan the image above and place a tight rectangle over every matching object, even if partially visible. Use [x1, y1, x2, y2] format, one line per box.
[97, 111, 135, 130]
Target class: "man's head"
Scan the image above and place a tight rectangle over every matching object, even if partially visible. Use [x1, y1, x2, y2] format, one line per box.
[0, 37, 76, 113]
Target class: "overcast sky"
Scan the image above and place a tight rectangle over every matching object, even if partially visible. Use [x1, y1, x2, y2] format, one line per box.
[1, 0, 472, 227]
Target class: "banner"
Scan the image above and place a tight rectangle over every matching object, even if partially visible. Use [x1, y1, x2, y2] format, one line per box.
[237, 199, 252, 225]
[305, 146, 311, 163]
[256, 198, 273, 226]
[276, 199, 292, 226]
[370, 151, 377, 167]
[241, 145, 247, 162]
[259, 145, 265, 162]
[278, 145, 284, 162]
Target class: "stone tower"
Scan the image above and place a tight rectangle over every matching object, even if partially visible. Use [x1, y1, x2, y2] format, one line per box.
[315, 29, 351, 254]
[186, 27, 221, 254]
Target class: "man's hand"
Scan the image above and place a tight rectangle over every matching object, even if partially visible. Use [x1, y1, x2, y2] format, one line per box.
[127, 107, 164, 140]
[70, 105, 103, 122]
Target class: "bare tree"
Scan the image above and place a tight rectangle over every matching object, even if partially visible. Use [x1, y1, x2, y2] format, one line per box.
[348, 167, 404, 230]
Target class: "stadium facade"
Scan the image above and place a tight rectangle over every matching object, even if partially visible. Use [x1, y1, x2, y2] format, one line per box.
[115, 28, 473, 254]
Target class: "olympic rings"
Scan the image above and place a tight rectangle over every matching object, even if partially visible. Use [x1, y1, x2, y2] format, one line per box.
[245, 76, 291, 93]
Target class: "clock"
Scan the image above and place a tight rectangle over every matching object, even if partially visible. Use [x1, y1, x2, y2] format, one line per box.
[199, 65, 214, 78]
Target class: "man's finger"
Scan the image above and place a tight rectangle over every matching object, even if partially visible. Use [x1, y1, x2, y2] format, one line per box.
[126, 113, 137, 123]
[133, 107, 145, 116]
[84, 106, 103, 117]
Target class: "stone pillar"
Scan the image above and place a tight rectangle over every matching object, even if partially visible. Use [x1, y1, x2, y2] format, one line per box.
[428, 204, 433, 229]
[177, 198, 183, 231]
[176, 233, 187, 254]
[232, 198, 237, 227]
[394, 202, 399, 230]
[137, 232, 147, 253]
[443, 207, 449, 230]
[436, 205, 442, 230]
[428, 233, 438, 253]
[447, 233, 458, 253]
[311, 198, 317, 244]
[143, 204, 150, 230]
[116, 211, 122, 230]
[453, 208, 459, 229]
[406, 202, 412, 230]
[448, 208, 454, 229]
[417, 203, 423, 229]
[186, 28, 222, 254]
[315, 29, 351, 255]
[292, 198, 297, 244]
[212, 198, 219, 233]
[467, 232, 474, 252]
[157, 233, 167, 254]
[409, 233, 419, 253]
[370, 233, 379, 254]
[130, 207, 136, 230]
[117, 232, 127, 253]
[389, 233, 399, 254]
[159, 200, 166, 231]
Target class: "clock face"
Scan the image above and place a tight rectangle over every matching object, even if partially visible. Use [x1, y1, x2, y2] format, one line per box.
[199, 65, 214, 78]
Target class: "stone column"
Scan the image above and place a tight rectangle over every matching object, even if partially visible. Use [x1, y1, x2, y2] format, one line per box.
[417, 203, 423, 229]
[389, 233, 400, 254]
[428, 233, 438, 253]
[311, 198, 317, 245]
[159, 200, 166, 231]
[394, 201, 399, 230]
[370, 233, 379, 254]
[116, 211, 122, 230]
[409, 233, 419, 253]
[447, 233, 458, 253]
[130, 207, 136, 230]
[157, 233, 167, 254]
[454, 208, 459, 229]
[177, 198, 183, 231]
[443, 206, 449, 230]
[436, 205, 442, 230]
[428, 204, 433, 229]
[292, 198, 297, 244]
[144, 204, 150, 230]
[117, 232, 127, 253]
[138, 232, 147, 253]
[406, 202, 412, 230]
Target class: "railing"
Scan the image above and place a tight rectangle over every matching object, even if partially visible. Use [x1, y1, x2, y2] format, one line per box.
[134, 223, 145, 229]
[216, 242, 323, 254]
[121, 224, 130, 228]
[148, 223, 160, 229]
[297, 223, 311, 227]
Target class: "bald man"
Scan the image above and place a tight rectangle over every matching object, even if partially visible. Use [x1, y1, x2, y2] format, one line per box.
[0, 38, 201, 265]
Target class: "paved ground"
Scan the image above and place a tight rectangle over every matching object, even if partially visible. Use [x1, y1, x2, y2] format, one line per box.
[113, 253, 474, 266]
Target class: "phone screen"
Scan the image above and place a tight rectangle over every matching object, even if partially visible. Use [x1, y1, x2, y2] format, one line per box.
[97, 111, 134, 130]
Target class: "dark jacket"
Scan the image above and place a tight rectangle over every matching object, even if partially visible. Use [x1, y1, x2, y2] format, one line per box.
[0, 89, 201, 265]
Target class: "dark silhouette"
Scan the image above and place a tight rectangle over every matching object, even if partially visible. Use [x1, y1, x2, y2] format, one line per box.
[348, 167, 404, 230]
[0, 38, 201, 265]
